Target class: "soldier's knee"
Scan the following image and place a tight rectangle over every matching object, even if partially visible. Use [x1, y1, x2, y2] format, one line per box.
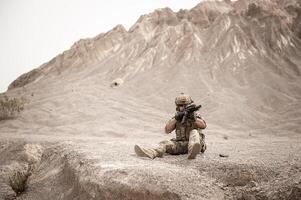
[159, 140, 172, 146]
[189, 129, 199, 138]
[190, 129, 198, 134]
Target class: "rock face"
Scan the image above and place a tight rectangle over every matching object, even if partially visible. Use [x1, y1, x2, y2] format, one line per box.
[1, 0, 301, 199]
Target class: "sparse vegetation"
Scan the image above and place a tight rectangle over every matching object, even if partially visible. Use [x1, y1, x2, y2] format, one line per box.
[0, 95, 26, 120]
[8, 168, 31, 195]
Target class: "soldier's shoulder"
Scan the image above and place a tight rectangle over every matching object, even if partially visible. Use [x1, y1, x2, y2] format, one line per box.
[195, 112, 203, 119]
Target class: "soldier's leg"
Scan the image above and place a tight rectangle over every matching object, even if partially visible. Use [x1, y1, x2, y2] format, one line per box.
[199, 132, 206, 153]
[134, 140, 177, 159]
[158, 140, 189, 155]
[157, 140, 178, 155]
[170, 140, 189, 155]
[134, 145, 158, 159]
[188, 129, 201, 159]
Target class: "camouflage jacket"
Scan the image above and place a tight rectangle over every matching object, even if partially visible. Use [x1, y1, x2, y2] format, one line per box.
[174, 112, 206, 141]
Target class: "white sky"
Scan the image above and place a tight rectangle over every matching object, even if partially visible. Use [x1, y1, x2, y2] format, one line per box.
[0, 0, 203, 93]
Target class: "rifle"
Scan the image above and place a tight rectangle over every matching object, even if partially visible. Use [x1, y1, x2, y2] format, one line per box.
[181, 104, 202, 124]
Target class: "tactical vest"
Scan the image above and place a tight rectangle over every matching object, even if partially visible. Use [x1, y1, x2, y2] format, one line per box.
[175, 119, 200, 141]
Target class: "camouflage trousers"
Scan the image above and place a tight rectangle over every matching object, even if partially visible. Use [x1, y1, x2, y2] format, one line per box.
[155, 129, 206, 156]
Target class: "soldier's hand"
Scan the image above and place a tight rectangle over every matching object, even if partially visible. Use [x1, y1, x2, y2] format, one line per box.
[187, 112, 197, 121]
[174, 111, 185, 121]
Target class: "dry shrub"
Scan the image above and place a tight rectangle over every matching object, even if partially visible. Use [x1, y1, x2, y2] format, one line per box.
[0, 95, 25, 120]
[8, 168, 31, 195]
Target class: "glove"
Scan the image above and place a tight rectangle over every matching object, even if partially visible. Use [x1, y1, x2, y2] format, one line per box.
[175, 111, 185, 121]
[187, 112, 197, 121]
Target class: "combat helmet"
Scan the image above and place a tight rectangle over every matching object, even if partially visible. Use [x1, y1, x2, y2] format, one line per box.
[175, 93, 193, 106]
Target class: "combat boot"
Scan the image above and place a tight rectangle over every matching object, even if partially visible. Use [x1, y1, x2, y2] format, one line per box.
[188, 142, 201, 159]
[134, 145, 163, 159]
[200, 132, 207, 153]
[188, 130, 201, 159]
[200, 143, 206, 153]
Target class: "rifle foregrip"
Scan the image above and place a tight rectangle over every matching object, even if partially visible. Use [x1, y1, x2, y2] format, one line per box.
[181, 112, 187, 124]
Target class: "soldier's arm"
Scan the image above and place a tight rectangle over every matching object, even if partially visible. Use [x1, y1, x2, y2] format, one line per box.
[194, 112, 207, 129]
[164, 118, 177, 134]
[194, 118, 207, 129]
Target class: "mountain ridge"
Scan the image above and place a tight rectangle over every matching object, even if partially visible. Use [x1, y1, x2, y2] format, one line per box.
[8, 0, 301, 91]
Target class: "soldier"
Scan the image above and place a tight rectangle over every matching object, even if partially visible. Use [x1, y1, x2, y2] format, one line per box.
[134, 93, 207, 159]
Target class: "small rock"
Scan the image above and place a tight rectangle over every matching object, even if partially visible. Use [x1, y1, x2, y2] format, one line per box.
[110, 78, 124, 88]
[219, 153, 229, 158]
[249, 181, 258, 187]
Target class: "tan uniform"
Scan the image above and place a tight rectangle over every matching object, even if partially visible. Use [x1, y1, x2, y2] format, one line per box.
[135, 112, 206, 159]
[156, 112, 206, 156]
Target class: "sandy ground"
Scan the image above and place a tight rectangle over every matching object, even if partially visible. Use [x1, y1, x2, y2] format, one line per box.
[0, 81, 300, 200]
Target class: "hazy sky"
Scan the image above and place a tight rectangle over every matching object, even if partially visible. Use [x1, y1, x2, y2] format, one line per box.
[0, 0, 203, 93]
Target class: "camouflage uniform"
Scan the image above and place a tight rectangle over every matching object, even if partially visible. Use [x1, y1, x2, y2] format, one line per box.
[152, 112, 206, 158]
[135, 112, 206, 159]
[134, 93, 206, 159]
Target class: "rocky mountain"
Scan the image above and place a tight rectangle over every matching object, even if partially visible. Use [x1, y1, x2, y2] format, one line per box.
[8, 0, 301, 132]
[1, 0, 301, 199]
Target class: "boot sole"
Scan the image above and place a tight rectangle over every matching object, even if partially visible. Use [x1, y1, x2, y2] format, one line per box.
[134, 145, 154, 159]
[188, 143, 201, 159]
[134, 145, 145, 157]
[200, 144, 207, 153]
